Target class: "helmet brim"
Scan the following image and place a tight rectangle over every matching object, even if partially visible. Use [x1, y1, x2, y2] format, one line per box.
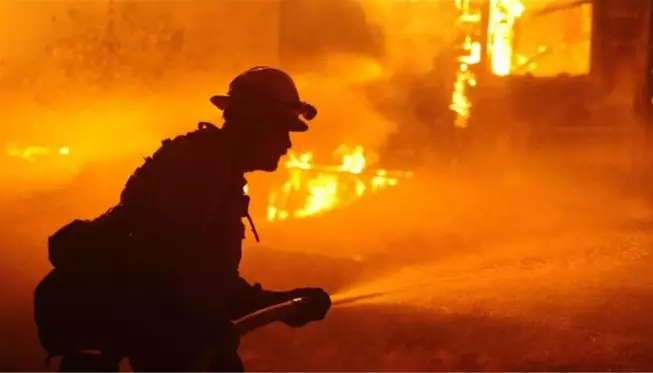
[210, 95, 312, 132]
[210, 95, 230, 110]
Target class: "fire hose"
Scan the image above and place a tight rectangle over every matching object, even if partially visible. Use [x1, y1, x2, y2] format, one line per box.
[233, 291, 388, 336]
[186, 292, 390, 371]
[233, 278, 440, 336]
[234, 297, 308, 336]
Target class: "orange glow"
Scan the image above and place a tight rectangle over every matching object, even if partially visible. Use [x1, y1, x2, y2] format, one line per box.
[511, 0, 592, 76]
[267, 146, 412, 222]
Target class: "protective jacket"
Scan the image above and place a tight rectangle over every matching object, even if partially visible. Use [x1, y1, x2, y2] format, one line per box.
[35, 123, 282, 365]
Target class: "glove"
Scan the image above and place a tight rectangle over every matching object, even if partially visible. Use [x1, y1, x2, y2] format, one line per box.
[280, 287, 331, 328]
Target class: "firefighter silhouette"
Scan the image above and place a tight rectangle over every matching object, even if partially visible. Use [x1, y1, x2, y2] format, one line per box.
[34, 66, 331, 372]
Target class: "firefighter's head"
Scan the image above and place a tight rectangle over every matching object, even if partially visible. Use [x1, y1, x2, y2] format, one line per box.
[211, 66, 317, 172]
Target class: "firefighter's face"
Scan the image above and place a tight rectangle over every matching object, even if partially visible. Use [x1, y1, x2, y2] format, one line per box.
[256, 127, 293, 172]
[244, 115, 293, 172]
[229, 103, 303, 172]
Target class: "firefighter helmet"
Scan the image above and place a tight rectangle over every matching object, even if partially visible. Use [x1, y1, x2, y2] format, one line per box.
[210, 66, 317, 132]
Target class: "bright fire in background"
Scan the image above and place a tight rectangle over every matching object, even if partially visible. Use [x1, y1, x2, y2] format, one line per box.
[487, 0, 525, 76]
[450, 0, 483, 128]
[267, 146, 412, 222]
[4, 0, 593, 220]
[450, 0, 524, 128]
[450, 0, 592, 127]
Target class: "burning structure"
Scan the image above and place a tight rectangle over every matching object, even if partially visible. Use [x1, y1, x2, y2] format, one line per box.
[450, 0, 652, 147]
[269, 0, 653, 220]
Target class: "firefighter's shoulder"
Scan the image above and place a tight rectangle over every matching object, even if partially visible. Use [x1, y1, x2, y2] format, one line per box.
[120, 123, 232, 204]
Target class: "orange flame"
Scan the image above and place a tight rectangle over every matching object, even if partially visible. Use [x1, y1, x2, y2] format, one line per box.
[267, 146, 411, 222]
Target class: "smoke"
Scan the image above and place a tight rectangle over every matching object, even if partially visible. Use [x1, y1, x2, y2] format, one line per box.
[0, 0, 467, 252]
[2, 0, 649, 248]
[0, 0, 462, 185]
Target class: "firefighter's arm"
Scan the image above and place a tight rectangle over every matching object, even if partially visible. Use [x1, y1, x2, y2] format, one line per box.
[229, 276, 331, 326]
[229, 276, 284, 319]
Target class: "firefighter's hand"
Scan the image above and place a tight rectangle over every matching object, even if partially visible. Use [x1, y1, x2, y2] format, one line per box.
[282, 287, 331, 327]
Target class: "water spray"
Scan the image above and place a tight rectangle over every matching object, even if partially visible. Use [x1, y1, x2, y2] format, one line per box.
[330, 276, 436, 307]
[330, 291, 391, 306]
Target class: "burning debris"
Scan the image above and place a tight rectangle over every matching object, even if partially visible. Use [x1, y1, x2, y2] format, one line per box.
[266, 145, 412, 222]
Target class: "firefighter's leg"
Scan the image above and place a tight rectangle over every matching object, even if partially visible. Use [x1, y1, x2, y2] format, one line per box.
[208, 351, 245, 372]
[128, 342, 243, 372]
[128, 340, 210, 372]
[58, 352, 120, 372]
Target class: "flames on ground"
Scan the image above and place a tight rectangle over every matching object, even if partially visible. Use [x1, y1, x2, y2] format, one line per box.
[267, 145, 412, 222]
